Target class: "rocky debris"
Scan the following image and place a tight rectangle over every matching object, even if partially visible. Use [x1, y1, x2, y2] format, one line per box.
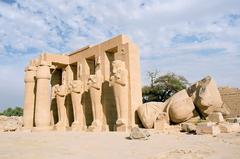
[181, 123, 196, 133]
[166, 89, 196, 123]
[129, 127, 150, 140]
[226, 117, 240, 124]
[0, 115, 23, 132]
[154, 112, 169, 131]
[137, 102, 166, 129]
[137, 76, 237, 137]
[196, 122, 221, 136]
[187, 76, 230, 118]
[207, 112, 225, 123]
[218, 122, 240, 133]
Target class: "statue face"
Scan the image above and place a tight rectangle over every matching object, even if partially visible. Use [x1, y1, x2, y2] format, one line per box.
[112, 60, 124, 75]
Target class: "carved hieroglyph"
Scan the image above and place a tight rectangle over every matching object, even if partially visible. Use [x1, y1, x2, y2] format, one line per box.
[22, 35, 142, 132]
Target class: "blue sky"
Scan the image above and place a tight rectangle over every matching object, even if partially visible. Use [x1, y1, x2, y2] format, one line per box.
[0, 0, 240, 110]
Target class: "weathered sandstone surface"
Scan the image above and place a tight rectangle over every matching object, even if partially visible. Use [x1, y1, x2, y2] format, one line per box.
[0, 116, 23, 132]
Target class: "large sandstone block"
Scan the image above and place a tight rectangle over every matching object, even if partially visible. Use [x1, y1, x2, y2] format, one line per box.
[207, 112, 225, 123]
[166, 90, 195, 123]
[137, 102, 166, 129]
[196, 122, 220, 135]
[187, 76, 230, 118]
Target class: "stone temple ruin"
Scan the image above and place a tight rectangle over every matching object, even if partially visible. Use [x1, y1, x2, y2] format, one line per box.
[23, 35, 142, 132]
[23, 35, 240, 135]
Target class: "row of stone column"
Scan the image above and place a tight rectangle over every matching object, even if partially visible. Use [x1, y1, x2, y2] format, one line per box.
[23, 61, 52, 131]
[23, 60, 129, 132]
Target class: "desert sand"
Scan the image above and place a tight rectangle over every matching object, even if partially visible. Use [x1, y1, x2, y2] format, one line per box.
[0, 131, 239, 159]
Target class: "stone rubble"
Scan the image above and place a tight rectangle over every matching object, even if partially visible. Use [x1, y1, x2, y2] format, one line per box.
[129, 127, 150, 140]
[218, 122, 240, 133]
[196, 122, 221, 136]
[0, 115, 23, 132]
[226, 117, 240, 124]
[136, 76, 240, 136]
[180, 123, 196, 133]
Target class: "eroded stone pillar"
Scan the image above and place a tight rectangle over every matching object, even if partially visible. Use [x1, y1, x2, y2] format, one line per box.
[34, 61, 52, 131]
[23, 66, 36, 130]
[110, 60, 129, 132]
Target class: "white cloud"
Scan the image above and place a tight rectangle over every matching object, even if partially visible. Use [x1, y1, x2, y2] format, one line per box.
[0, 0, 240, 109]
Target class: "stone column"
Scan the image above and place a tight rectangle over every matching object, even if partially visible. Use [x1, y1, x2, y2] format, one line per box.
[34, 61, 52, 131]
[22, 66, 36, 130]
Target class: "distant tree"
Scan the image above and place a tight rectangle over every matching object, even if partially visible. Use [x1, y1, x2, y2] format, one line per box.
[0, 107, 23, 116]
[142, 72, 190, 103]
[147, 70, 160, 87]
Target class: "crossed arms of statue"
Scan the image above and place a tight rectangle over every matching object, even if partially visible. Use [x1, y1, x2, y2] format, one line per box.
[109, 70, 127, 87]
[87, 75, 102, 90]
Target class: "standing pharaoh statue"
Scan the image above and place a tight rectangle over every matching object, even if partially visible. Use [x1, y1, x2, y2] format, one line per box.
[110, 60, 129, 131]
[54, 84, 68, 130]
[87, 57, 104, 131]
[69, 80, 86, 131]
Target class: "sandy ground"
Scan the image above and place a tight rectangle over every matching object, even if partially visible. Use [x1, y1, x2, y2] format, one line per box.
[0, 131, 239, 159]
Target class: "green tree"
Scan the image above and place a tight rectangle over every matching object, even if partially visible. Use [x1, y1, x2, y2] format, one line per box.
[142, 72, 189, 103]
[0, 107, 23, 116]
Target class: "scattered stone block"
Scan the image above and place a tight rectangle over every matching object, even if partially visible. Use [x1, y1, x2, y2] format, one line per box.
[218, 123, 239, 133]
[129, 127, 150, 140]
[207, 112, 225, 123]
[196, 122, 220, 135]
[181, 123, 196, 133]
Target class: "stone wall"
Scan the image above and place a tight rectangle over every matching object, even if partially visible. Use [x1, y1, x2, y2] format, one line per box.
[219, 87, 240, 117]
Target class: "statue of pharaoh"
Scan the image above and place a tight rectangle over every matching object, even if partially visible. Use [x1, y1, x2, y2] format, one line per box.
[87, 58, 104, 131]
[110, 60, 129, 130]
[54, 84, 68, 129]
[69, 80, 85, 130]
